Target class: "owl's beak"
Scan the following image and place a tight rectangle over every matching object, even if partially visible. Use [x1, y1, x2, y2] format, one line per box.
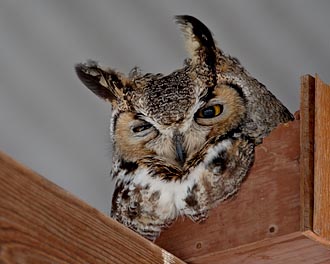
[173, 132, 186, 166]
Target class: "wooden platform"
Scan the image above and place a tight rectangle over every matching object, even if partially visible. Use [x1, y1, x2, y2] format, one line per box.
[0, 75, 330, 263]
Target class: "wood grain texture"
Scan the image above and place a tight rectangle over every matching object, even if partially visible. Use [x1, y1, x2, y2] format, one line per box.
[300, 75, 315, 231]
[314, 75, 330, 241]
[156, 120, 301, 261]
[188, 231, 330, 264]
[0, 152, 185, 264]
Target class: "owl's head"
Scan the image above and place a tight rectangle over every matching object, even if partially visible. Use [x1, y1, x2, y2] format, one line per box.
[75, 15, 292, 169]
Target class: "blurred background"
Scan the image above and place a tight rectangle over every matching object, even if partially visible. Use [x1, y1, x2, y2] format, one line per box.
[1, 0, 329, 214]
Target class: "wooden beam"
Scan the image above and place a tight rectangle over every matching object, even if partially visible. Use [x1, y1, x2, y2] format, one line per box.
[156, 120, 301, 261]
[187, 231, 330, 264]
[314, 75, 330, 241]
[0, 152, 185, 264]
[300, 75, 315, 231]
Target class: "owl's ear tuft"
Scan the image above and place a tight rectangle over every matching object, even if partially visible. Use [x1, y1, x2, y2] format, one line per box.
[175, 15, 216, 67]
[75, 61, 124, 101]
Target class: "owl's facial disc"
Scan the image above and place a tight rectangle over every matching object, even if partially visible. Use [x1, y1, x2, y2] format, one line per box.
[114, 84, 247, 167]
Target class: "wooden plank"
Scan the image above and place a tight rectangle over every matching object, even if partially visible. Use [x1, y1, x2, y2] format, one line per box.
[0, 152, 185, 264]
[156, 120, 301, 261]
[188, 231, 330, 264]
[300, 75, 315, 231]
[314, 75, 330, 241]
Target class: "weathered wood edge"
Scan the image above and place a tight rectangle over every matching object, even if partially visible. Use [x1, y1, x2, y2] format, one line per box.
[0, 151, 185, 264]
[304, 230, 330, 249]
[313, 75, 330, 241]
[300, 74, 315, 231]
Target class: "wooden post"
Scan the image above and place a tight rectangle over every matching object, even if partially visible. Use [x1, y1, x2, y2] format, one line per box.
[0, 152, 185, 264]
[300, 75, 315, 231]
[313, 75, 330, 241]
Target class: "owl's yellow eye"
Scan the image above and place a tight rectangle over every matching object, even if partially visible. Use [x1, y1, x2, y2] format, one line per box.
[197, 104, 223, 118]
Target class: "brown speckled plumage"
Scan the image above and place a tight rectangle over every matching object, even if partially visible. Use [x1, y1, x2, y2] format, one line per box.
[75, 15, 293, 241]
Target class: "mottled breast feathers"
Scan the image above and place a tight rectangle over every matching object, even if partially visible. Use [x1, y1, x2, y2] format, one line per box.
[75, 15, 294, 241]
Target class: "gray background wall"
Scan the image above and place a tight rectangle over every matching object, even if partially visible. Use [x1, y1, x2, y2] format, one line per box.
[1, 0, 329, 214]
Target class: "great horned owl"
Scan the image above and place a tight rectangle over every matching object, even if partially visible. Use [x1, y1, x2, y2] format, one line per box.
[75, 15, 293, 241]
